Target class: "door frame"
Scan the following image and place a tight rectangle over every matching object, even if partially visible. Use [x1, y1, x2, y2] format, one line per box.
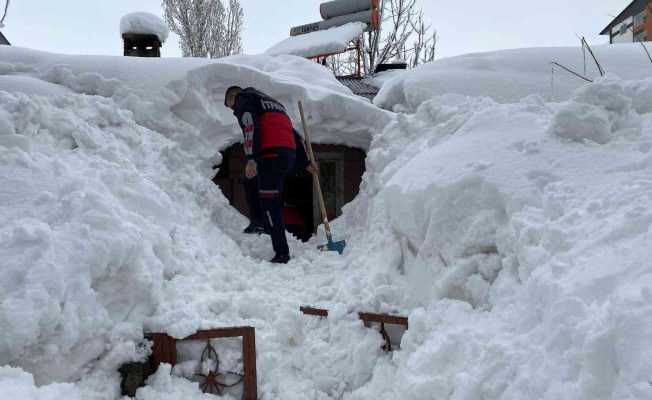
[313, 152, 345, 230]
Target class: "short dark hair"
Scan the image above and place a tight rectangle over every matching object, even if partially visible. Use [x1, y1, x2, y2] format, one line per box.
[224, 86, 243, 107]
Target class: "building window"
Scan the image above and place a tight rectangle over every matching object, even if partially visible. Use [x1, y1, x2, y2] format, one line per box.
[634, 10, 647, 27]
[620, 23, 629, 35]
[635, 30, 647, 42]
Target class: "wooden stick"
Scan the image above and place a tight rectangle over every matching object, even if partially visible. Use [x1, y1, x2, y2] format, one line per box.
[297, 101, 333, 236]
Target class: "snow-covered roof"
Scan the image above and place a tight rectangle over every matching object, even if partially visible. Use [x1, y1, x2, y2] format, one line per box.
[374, 44, 652, 110]
[265, 22, 365, 59]
[120, 12, 169, 43]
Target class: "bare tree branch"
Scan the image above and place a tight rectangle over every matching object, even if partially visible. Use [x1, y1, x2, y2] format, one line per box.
[357, 0, 436, 74]
[162, 0, 243, 58]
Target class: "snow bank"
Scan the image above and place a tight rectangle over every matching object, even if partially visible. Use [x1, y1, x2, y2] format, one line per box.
[0, 75, 74, 96]
[335, 77, 652, 398]
[3, 41, 652, 400]
[549, 77, 641, 144]
[375, 44, 652, 111]
[170, 53, 389, 152]
[0, 45, 389, 398]
[120, 12, 169, 43]
[0, 366, 82, 399]
[0, 46, 387, 150]
[266, 22, 366, 59]
[0, 87, 190, 384]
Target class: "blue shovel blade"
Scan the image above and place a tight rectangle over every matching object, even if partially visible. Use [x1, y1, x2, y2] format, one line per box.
[318, 236, 346, 254]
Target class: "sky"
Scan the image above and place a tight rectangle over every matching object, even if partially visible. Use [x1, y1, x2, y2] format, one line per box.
[0, 0, 632, 60]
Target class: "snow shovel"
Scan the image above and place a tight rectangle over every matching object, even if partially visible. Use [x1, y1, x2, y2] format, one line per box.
[298, 101, 346, 255]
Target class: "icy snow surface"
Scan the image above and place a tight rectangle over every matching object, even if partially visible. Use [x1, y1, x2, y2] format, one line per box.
[2, 44, 652, 400]
[265, 22, 366, 59]
[120, 12, 169, 43]
[375, 43, 652, 111]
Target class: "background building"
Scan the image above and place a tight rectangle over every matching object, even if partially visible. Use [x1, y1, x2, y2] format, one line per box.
[601, 0, 652, 43]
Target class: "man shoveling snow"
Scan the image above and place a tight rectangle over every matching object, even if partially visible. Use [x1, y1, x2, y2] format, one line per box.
[224, 86, 313, 264]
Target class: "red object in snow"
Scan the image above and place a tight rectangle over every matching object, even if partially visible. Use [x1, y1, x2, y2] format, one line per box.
[283, 206, 305, 228]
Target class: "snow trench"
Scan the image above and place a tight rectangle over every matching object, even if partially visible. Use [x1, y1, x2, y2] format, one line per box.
[2, 46, 652, 400]
[0, 47, 393, 398]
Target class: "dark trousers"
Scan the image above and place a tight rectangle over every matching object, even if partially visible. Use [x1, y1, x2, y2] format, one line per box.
[257, 154, 295, 256]
[244, 177, 264, 226]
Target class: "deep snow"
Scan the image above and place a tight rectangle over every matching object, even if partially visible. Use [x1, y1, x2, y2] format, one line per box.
[1, 44, 652, 400]
[374, 43, 652, 111]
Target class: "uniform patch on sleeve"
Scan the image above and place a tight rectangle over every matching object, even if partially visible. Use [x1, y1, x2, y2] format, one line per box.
[242, 112, 254, 155]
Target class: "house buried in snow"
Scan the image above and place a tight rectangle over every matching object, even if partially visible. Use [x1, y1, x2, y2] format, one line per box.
[213, 1, 381, 238]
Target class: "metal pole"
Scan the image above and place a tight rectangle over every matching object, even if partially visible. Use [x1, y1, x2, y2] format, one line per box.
[550, 65, 555, 102]
[640, 39, 652, 65]
[581, 37, 605, 77]
[550, 62, 594, 83]
[357, 39, 362, 77]
[582, 40, 587, 76]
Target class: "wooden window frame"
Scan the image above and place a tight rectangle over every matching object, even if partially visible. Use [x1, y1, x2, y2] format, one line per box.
[146, 327, 257, 400]
[300, 306, 408, 352]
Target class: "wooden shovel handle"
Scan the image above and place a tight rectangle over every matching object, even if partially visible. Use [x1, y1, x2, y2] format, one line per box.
[298, 101, 332, 235]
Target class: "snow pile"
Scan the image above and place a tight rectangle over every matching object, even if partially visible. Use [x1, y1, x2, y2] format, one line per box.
[133, 365, 217, 400]
[364, 68, 405, 89]
[0, 366, 82, 399]
[0, 88, 190, 384]
[549, 76, 641, 144]
[3, 41, 652, 400]
[0, 46, 386, 150]
[0, 45, 388, 398]
[0, 75, 74, 97]
[266, 22, 366, 59]
[375, 44, 652, 111]
[335, 76, 652, 398]
[120, 12, 169, 43]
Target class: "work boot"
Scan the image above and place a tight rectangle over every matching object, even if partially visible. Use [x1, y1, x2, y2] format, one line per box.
[270, 254, 290, 264]
[243, 223, 266, 235]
